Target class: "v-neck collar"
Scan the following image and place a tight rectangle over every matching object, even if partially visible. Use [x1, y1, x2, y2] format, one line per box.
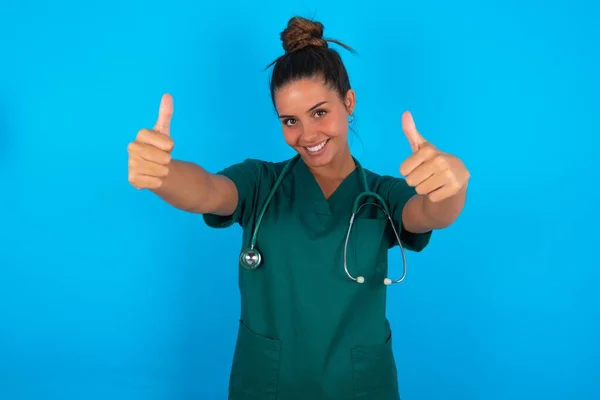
[293, 156, 361, 218]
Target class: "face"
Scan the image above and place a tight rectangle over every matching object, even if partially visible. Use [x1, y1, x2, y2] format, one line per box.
[274, 77, 355, 169]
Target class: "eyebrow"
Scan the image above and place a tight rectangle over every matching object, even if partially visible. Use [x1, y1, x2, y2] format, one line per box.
[278, 101, 328, 119]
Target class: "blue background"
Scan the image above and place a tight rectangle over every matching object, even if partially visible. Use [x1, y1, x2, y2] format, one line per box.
[1, 0, 598, 399]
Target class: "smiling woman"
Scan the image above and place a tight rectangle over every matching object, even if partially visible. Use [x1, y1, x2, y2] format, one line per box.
[127, 14, 469, 400]
[274, 77, 357, 195]
[268, 17, 357, 187]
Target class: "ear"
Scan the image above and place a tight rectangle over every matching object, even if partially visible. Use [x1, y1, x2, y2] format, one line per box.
[344, 89, 356, 115]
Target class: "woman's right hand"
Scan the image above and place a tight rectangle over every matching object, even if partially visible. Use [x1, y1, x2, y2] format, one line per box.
[128, 94, 174, 190]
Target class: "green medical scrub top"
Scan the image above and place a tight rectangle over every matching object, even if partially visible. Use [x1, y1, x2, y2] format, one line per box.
[203, 156, 432, 400]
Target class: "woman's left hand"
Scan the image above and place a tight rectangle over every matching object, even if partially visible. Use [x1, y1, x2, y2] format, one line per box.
[399, 111, 470, 203]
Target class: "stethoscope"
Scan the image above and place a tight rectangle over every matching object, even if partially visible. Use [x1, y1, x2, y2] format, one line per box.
[239, 154, 408, 285]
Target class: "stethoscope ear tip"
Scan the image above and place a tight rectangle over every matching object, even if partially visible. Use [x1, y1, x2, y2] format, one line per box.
[356, 276, 365, 284]
[383, 278, 392, 285]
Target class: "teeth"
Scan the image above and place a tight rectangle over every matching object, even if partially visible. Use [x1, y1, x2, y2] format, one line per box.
[306, 140, 327, 153]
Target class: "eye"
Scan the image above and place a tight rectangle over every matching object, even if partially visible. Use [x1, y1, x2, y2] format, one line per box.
[314, 109, 327, 118]
[284, 118, 297, 126]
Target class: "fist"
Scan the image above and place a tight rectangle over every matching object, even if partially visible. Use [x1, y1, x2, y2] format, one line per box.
[399, 111, 470, 202]
[128, 94, 175, 190]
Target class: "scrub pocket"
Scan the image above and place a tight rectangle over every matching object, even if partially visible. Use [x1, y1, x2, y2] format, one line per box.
[351, 332, 401, 400]
[228, 320, 282, 400]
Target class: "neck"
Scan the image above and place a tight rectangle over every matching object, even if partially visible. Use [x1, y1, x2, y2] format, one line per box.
[307, 145, 356, 181]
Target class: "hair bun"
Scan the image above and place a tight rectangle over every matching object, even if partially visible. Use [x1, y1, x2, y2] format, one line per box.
[281, 16, 327, 53]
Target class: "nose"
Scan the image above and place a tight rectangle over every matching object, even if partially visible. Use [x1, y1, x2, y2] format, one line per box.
[301, 126, 320, 144]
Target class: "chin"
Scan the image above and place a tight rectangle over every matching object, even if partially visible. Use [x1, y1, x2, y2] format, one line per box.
[302, 155, 333, 168]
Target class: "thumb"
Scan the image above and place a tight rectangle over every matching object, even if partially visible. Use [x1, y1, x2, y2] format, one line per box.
[402, 111, 426, 152]
[154, 93, 174, 136]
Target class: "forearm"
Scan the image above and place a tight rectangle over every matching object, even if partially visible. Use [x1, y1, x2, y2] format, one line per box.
[422, 184, 467, 228]
[402, 185, 468, 233]
[152, 160, 219, 214]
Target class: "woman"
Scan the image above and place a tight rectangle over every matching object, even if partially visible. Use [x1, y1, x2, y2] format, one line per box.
[127, 15, 469, 400]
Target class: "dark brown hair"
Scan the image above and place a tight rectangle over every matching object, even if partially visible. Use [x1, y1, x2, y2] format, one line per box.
[267, 16, 356, 108]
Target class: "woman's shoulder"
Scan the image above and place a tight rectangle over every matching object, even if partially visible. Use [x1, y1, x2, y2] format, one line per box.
[216, 156, 292, 184]
[231, 156, 290, 174]
[362, 165, 408, 193]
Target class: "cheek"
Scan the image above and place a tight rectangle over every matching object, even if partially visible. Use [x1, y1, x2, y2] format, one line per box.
[320, 115, 347, 137]
[282, 127, 300, 146]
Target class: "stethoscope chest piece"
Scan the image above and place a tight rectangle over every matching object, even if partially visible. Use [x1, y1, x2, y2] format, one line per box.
[240, 247, 262, 269]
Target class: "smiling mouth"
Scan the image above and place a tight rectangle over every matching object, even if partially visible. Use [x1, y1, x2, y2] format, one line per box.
[304, 139, 330, 154]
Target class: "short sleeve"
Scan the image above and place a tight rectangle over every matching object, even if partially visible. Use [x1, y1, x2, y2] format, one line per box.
[202, 158, 269, 229]
[385, 177, 432, 252]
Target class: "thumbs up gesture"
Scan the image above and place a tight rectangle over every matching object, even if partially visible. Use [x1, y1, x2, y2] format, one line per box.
[399, 111, 470, 203]
[128, 94, 175, 190]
